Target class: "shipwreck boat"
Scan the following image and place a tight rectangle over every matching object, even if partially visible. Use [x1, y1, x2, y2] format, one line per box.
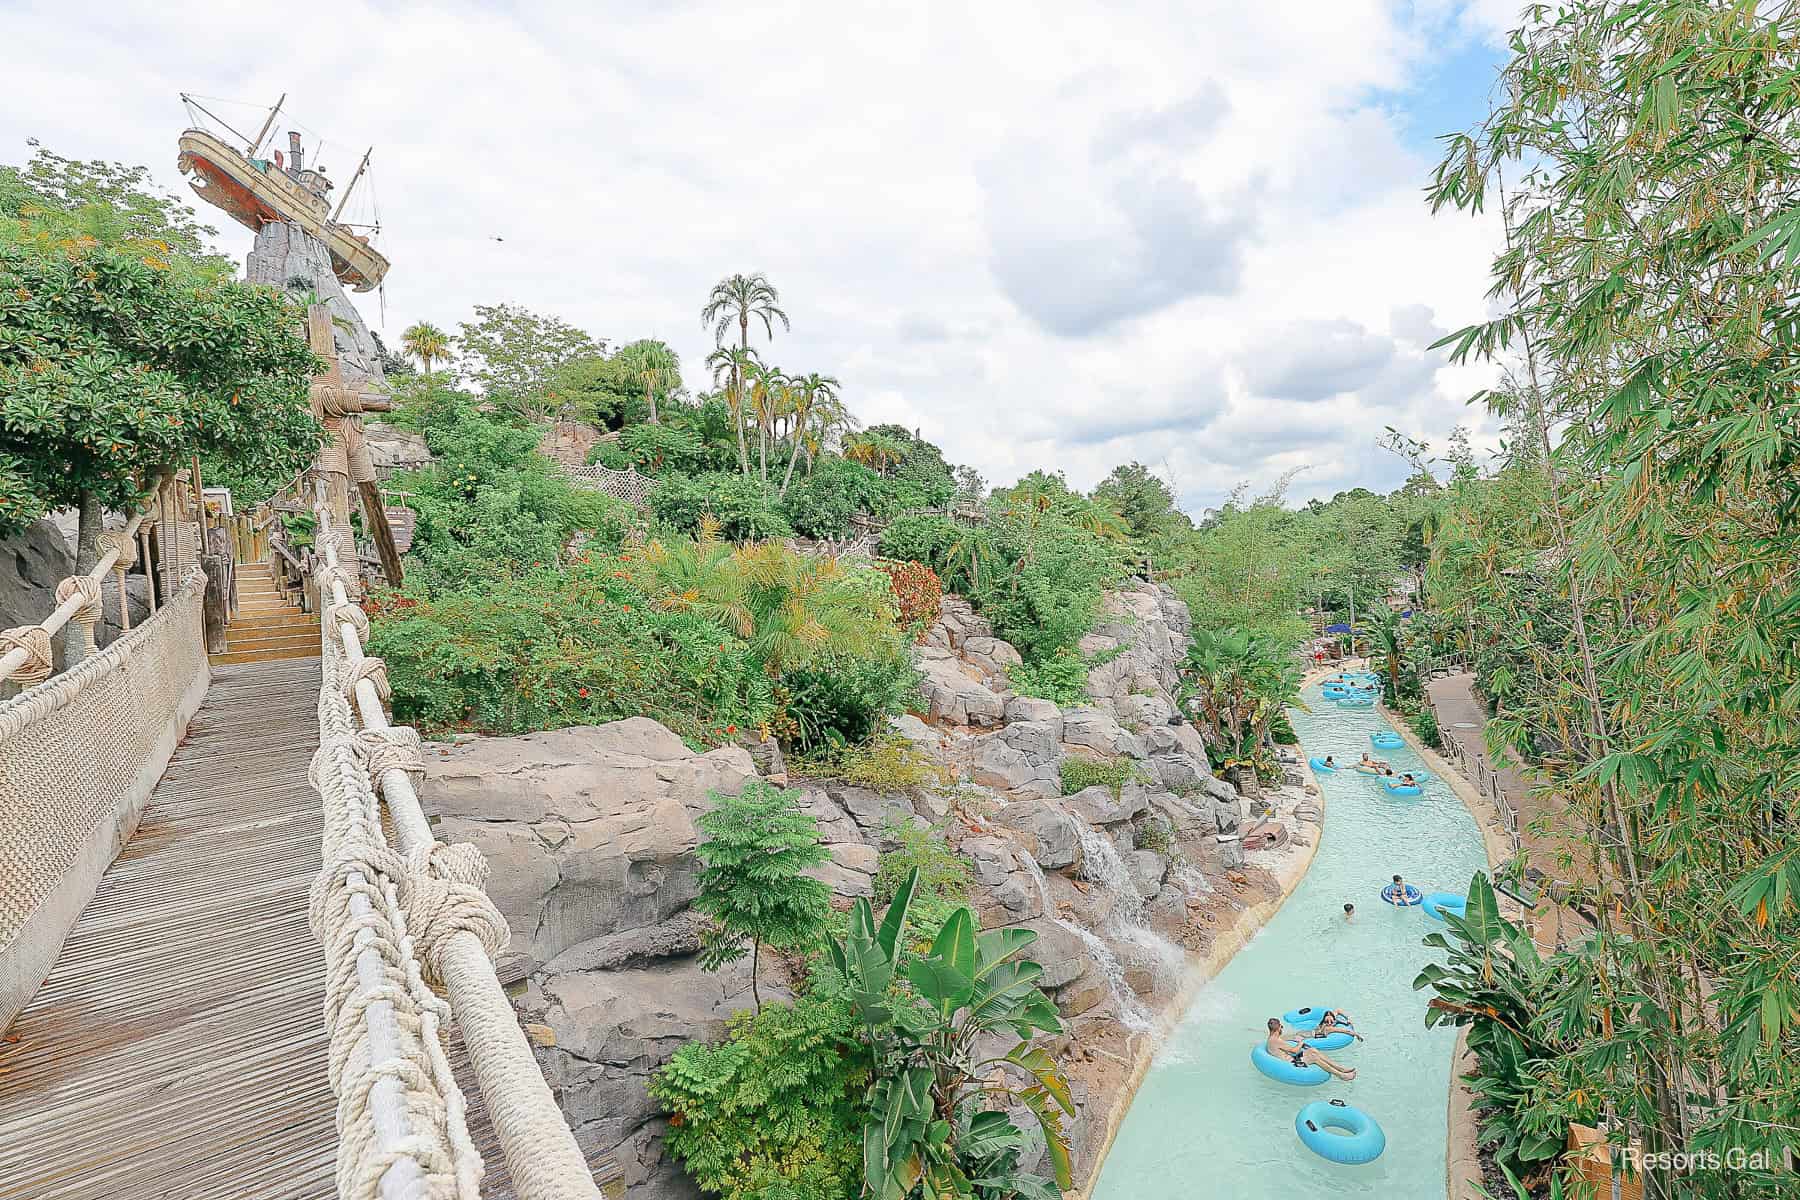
[177, 123, 389, 292]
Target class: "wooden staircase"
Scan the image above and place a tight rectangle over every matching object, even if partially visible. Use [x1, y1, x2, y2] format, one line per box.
[211, 561, 320, 665]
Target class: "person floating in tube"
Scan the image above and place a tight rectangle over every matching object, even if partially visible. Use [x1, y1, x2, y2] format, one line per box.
[1315, 1009, 1364, 1042]
[1267, 1018, 1356, 1080]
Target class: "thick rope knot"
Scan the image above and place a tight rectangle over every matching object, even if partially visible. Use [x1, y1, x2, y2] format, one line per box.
[334, 529, 360, 563]
[347, 421, 379, 485]
[359, 726, 425, 782]
[1, 625, 53, 684]
[308, 843, 408, 941]
[97, 529, 138, 569]
[398, 842, 511, 983]
[56, 575, 103, 620]
[313, 380, 355, 420]
[315, 565, 354, 597]
[343, 656, 392, 703]
[330, 601, 371, 639]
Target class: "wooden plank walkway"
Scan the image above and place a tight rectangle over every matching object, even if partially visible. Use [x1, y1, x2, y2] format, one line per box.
[0, 657, 537, 1199]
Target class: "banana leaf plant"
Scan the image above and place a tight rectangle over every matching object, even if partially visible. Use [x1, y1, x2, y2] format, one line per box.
[829, 868, 1074, 1199]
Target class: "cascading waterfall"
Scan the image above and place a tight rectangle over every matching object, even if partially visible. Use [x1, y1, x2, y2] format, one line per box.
[1069, 815, 1186, 995]
[1017, 849, 1155, 1032]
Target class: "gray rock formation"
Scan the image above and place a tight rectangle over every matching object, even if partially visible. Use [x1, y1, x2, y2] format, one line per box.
[0, 517, 151, 671]
[361, 422, 432, 473]
[245, 221, 384, 389]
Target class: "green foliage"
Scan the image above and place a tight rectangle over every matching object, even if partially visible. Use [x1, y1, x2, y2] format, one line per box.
[1092, 461, 1189, 546]
[1009, 649, 1091, 706]
[650, 470, 792, 541]
[1407, 705, 1442, 750]
[652, 994, 868, 1200]
[619, 422, 705, 474]
[367, 558, 774, 741]
[695, 780, 833, 1009]
[1413, 874, 1577, 1184]
[547, 353, 644, 429]
[827, 873, 1073, 1199]
[1058, 754, 1142, 798]
[1133, 814, 1172, 855]
[779, 455, 883, 539]
[1179, 627, 1302, 774]
[2, 145, 232, 274]
[778, 648, 920, 753]
[0, 235, 319, 535]
[388, 391, 629, 590]
[875, 820, 971, 934]
[399, 321, 453, 376]
[455, 302, 604, 419]
[798, 735, 952, 794]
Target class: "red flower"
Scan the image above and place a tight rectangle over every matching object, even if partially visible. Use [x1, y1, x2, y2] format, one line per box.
[725, 724, 737, 735]
[579, 687, 590, 698]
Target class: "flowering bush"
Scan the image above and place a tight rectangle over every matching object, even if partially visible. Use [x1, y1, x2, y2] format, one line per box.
[878, 559, 942, 630]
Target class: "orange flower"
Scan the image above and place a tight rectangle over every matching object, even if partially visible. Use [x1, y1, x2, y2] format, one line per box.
[725, 724, 737, 735]
[579, 687, 590, 698]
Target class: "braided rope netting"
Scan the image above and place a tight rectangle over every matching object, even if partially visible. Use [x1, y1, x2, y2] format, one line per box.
[0, 570, 206, 963]
[309, 497, 602, 1200]
[564, 462, 654, 507]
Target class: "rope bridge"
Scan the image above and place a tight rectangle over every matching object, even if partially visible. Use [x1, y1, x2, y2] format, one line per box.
[0, 476, 605, 1199]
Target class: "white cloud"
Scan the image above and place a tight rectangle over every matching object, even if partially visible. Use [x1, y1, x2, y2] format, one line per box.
[0, 0, 1508, 510]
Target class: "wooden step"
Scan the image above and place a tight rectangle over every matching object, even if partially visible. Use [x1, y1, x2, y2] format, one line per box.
[210, 643, 322, 665]
[224, 632, 320, 654]
[229, 614, 318, 634]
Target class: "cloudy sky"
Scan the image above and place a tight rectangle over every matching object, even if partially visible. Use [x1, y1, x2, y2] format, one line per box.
[2, 1, 1520, 511]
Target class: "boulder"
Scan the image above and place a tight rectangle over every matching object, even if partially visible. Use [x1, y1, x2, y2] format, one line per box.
[969, 732, 1061, 798]
[962, 836, 1040, 919]
[887, 713, 937, 750]
[526, 956, 759, 1200]
[825, 783, 919, 840]
[361, 421, 432, 472]
[423, 719, 757, 975]
[1061, 784, 1148, 828]
[918, 651, 1007, 727]
[995, 799, 1081, 870]
[1060, 707, 1128, 755]
[0, 517, 153, 669]
[962, 635, 1022, 680]
[1144, 752, 1212, 793]
[1003, 695, 1063, 729]
[1127, 850, 1168, 896]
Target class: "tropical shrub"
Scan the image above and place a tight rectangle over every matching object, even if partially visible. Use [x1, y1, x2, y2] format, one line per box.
[650, 470, 792, 541]
[619, 422, 705, 474]
[368, 561, 774, 741]
[779, 648, 920, 753]
[874, 819, 970, 934]
[652, 995, 867, 1200]
[780, 456, 884, 539]
[1407, 705, 1442, 750]
[1059, 754, 1142, 798]
[694, 781, 832, 1011]
[1177, 627, 1302, 776]
[1009, 649, 1090, 706]
[877, 559, 942, 630]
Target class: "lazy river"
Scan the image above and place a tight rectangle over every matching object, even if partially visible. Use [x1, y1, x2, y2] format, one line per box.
[1090, 683, 1488, 1199]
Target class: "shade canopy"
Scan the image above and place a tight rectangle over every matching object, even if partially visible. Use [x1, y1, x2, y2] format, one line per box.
[1324, 623, 1353, 634]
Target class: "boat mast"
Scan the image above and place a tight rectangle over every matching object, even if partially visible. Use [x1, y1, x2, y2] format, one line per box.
[178, 93, 257, 149]
[330, 146, 373, 224]
[248, 93, 286, 157]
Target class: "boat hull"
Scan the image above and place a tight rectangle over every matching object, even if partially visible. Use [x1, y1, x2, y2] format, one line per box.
[177, 129, 389, 291]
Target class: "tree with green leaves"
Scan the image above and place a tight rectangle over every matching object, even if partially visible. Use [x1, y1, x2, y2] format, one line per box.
[1422, 3, 1800, 1193]
[454, 303, 604, 419]
[781, 370, 842, 496]
[1177, 627, 1302, 784]
[612, 338, 681, 425]
[693, 780, 832, 1012]
[0, 233, 318, 568]
[1092, 461, 1187, 545]
[701, 273, 788, 475]
[829, 869, 1073, 1200]
[400, 321, 452, 378]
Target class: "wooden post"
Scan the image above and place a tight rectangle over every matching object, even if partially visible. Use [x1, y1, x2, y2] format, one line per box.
[358, 481, 405, 587]
[201, 554, 230, 654]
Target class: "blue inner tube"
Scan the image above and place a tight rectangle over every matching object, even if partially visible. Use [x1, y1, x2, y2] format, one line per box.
[1282, 1005, 1331, 1030]
[1308, 756, 1337, 772]
[1295, 1100, 1386, 1164]
[1370, 732, 1403, 748]
[1337, 696, 1376, 708]
[1251, 1043, 1328, 1086]
[1381, 778, 1423, 797]
[1380, 883, 1423, 906]
[1422, 892, 1468, 921]
[1304, 1026, 1356, 1051]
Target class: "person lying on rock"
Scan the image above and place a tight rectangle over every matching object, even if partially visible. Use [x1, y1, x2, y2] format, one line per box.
[1267, 1018, 1356, 1080]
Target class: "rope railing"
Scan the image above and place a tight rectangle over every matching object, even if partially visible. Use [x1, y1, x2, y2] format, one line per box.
[0, 473, 177, 686]
[308, 490, 602, 1200]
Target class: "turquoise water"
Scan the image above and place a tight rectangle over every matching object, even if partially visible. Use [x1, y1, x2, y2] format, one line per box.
[1090, 684, 1488, 1199]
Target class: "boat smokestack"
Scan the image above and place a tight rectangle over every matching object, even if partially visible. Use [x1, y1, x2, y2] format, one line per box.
[287, 131, 304, 174]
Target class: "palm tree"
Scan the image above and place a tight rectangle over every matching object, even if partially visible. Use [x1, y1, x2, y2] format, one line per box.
[708, 345, 762, 472]
[751, 365, 797, 482]
[845, 432, 906, 476]
[401, 321, 452, 378]
[701, 273, 789, 475]
[617, 339, 680, 424]
[779, 372, 842, 496]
